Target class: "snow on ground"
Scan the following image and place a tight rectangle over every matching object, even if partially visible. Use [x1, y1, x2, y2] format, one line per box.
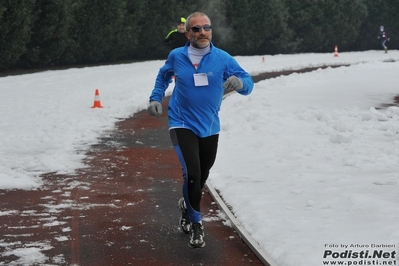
[1, 50, 399, 265]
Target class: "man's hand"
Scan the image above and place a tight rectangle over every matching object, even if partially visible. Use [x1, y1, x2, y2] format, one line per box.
[147, 101, 162, 118]
[223, 76, 243, 91]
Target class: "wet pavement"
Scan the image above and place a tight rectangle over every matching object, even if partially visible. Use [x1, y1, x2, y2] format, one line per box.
[0, 97, 264, 266]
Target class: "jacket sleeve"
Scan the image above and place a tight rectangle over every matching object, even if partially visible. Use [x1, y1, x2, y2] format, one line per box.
[164, 30, 176, 47]
[224, 56, 254, 96]
[149, 54, 175, 102]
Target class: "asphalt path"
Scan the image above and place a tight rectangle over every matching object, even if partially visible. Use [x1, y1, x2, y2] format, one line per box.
[0, 99, 264, 265]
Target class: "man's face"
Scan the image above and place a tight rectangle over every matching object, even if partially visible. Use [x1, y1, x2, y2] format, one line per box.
[185, 15, 212, 49]
[177, 23, 185, 33]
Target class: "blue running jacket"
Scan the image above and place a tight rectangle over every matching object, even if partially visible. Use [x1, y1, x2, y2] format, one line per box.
[149, 43, 254, 137]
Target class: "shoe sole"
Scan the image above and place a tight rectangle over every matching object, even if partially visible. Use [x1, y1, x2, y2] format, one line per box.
[178, 198, 191, 234]
[188, 241, 205, 249]
[179, 218, 191, 234]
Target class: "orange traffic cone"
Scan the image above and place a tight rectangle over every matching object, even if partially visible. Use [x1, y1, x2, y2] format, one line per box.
[91, 89, 103, 108]
[334, 45, 339, 57]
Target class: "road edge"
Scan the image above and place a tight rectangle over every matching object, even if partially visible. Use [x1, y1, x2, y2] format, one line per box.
[206, 182, 279, 266]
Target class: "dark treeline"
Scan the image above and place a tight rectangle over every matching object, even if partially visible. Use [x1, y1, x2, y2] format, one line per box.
[1, 0, 398, 71]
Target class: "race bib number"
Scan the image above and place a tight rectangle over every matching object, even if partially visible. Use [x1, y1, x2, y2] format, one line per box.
[193, 73, 209, 86]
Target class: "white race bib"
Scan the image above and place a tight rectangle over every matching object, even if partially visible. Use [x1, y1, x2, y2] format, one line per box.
[193, 73, 209, 86]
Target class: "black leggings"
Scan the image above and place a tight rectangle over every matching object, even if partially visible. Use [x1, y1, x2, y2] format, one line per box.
[170, 128, 219, 217]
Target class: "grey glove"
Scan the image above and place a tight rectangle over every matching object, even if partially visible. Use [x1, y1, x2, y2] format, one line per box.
[147, 101, 162, 118]
[223, 76, 243, 91]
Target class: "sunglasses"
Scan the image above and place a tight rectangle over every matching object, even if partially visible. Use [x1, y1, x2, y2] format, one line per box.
[189, 25, 212, 32]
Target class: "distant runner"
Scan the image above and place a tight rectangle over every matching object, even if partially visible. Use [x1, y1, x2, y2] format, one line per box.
[164, 17, 188, 50]
[378, 25, 390, 53]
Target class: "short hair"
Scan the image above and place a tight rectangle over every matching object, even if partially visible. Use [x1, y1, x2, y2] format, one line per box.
[185, 12, 211, 31]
